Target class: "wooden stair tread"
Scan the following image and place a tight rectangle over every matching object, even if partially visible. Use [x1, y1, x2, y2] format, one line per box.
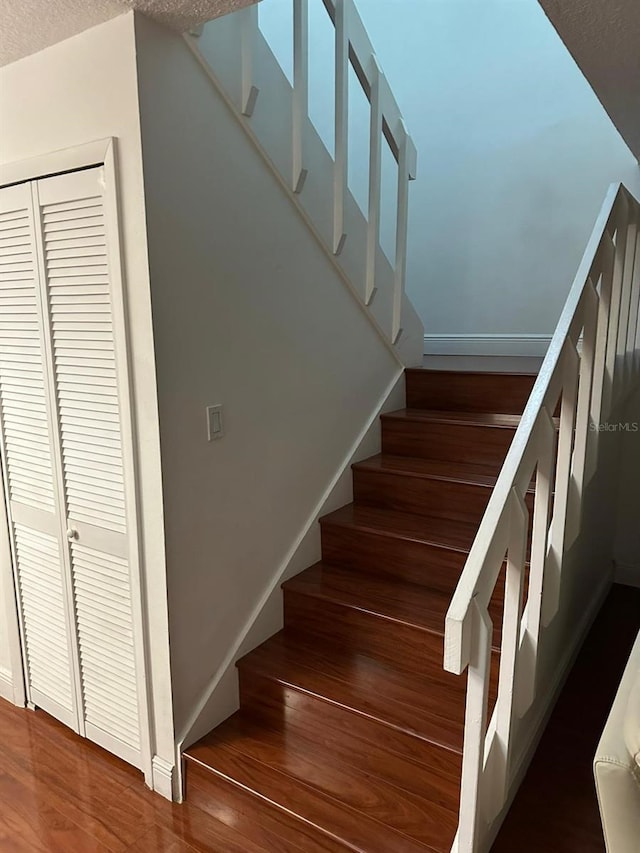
[237, 630, 465, 752]
[353, 454, 503, 485]
[406, 368, 537, 378]
[320, 503, 478, 554]
[383, 408, 522, 427]
[283, 562, 453, 639]
[187, 713, 456, 852]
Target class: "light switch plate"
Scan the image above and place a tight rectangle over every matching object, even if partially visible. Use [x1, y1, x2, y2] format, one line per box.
[206, 404, 224, 441]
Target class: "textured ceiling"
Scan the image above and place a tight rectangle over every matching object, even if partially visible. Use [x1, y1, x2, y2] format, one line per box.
[0, 0, 257, 67]
[539, 0, 640, 159]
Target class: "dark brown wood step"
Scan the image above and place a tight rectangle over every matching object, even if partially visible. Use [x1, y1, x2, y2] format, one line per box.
[320, 503, 477, 593]
[283, 562, 502, 677]
[187, 744, 440, 853]
[382, 409, 520, 465]
[405, 369, 536, 414]
[186, 713, 457, 851]
[240, 672, 463, 811]
[352, 454, 535, 523]
[237, 631, 466, 754]
[187, 757, 352, 853]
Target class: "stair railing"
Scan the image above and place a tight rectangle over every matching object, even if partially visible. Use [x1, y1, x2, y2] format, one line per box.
[184, 0, 417, 347]
[444, 183, 640, 853]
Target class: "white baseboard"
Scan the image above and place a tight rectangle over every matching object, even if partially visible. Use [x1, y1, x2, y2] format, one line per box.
[614, 560, 640, 588]
[423, 334, 552, 357]
[152, 755, 176, 801]
[483, 566, 613, 851]
[0, 668, 14, 704]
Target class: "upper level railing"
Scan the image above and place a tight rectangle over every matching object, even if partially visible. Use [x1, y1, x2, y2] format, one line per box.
[185, 0, 418, 349]
[444, 183, 640, 852]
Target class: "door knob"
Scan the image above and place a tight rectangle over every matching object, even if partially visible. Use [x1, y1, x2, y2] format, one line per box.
[66, 528, 79, 542]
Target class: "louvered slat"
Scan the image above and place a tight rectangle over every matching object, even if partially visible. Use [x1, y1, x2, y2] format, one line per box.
[0, 201, 55, 513]
[13, 523, 73, 711]
[42, 193, 126, 535]
[71, 542, 139, 750]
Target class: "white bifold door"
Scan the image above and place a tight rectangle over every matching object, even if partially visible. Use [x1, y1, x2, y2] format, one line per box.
[0, 167, 148, 771]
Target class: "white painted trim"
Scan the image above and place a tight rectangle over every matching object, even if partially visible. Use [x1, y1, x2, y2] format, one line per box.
[152, 755, 176, 801]
[0, 668, 14, 704]
[614, 560, 640, 588]
[423, 334, 552, 357]
[483, 566, 613, 852]
[176, 366, 405, 797]
[0, 453, 26, 709]
[0, 139, 112, 189]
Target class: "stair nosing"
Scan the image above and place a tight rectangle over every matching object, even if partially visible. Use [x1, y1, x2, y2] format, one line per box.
[189, 717, 455, 852]
[381, 409, 521, 428]
[186, 748, 442, 853]
[351, 454, 537, 494]
[237, 639, 464, 756]
[319, 506, 473, 554]
[283, 568, 446, 638]
[404, 367, 537, 378]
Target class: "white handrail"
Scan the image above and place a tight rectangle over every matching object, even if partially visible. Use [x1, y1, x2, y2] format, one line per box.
[445, 183, 640, 852]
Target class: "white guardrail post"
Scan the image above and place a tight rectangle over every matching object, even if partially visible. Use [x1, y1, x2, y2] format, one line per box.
[445, 184, 640, 852]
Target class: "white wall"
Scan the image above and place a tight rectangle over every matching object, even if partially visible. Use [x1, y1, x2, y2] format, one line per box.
[0, 13, 175, 773]
[259, 0, 640, 344]
[133, 14, 404, 740]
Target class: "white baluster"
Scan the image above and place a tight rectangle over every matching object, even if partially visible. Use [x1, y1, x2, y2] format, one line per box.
[492, 490, 528, 809]
[365, 56, 383, 305]
[602, 196, 629, 416]
[292, 0, 309, 193]
[333, 0, 348, 255]
[565, 280, 599, 546]
[542, 340, 580, 626]
[616, 205, 638, 395]
[457, 599, 493, 853]
[516, 409, 556, 716]
[392, 120, 410, 343]
[624, 207, 640, 371]
[588, 231, 615, 480]
[240, 4, 259, 117]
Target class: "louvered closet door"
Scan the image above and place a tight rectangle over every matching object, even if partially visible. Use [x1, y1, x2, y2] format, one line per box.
[36, 168, 144, 769]
[0, 182, 78, 730]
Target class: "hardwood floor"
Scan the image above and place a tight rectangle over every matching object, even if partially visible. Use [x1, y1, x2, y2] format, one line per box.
[492, 583, 640, 852]
[0, 698, 277, 851]
[1, 585, 636, 851]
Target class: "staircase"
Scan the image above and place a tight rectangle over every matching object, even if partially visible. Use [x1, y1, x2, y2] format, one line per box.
[184, 367, 537, 852]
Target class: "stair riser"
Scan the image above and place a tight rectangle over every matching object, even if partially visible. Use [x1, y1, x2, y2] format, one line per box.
[284, 588, 455, 680]
[283, 589, 500, 698]
[239, 672, 463, 811]
[405, 371, 536, 414]
[320, 520, 468, 594]
[240, 702, 460, 816]
[382, 419, 516, 465]
[186, 759, 348, 853]
[353, 468, 535, 523]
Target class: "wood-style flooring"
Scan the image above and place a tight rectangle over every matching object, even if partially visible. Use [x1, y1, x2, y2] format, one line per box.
[0, 583, 637, 851]
[492, 582, 640, 852]
[0, 699, 260, 852]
